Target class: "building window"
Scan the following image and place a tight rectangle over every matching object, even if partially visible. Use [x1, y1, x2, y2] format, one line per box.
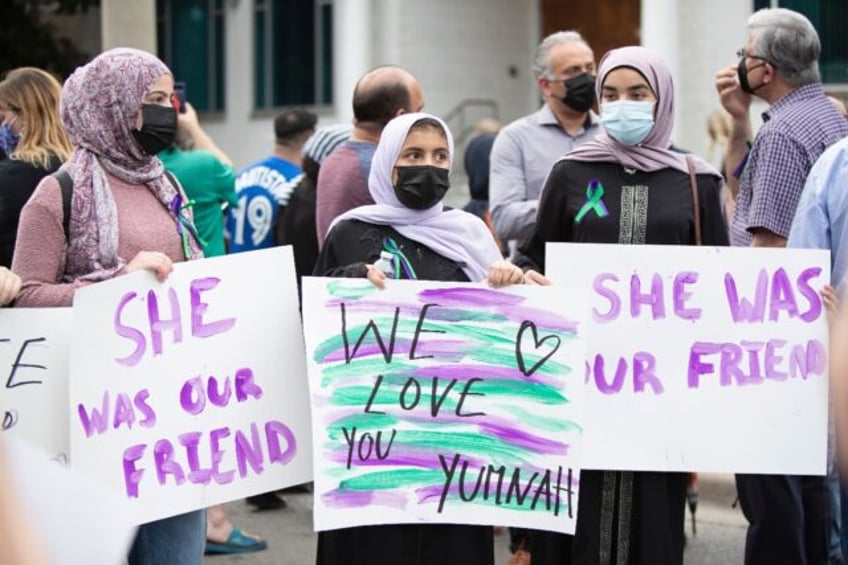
[156, 0, 226, 113]
[254, 0, 334, 110]
[752, 0, 848, 84]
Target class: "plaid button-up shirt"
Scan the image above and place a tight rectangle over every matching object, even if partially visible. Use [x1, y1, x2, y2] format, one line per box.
[730, 83, 848, 247]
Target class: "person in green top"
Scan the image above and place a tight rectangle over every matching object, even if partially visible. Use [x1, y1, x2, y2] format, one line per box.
[158, 102, 237, 257]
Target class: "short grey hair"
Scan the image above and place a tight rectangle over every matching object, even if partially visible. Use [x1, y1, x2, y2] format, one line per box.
[748, 8, 820, 87]
[532, 31, 591, 80]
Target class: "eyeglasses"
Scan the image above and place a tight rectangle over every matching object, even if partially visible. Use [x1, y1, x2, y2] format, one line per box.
[736, 48, 771, 64]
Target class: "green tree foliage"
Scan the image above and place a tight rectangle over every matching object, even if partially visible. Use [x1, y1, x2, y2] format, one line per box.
[0, 0, 99, 78]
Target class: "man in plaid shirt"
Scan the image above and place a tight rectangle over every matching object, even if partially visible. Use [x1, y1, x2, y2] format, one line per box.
[715, 7, 848, 565]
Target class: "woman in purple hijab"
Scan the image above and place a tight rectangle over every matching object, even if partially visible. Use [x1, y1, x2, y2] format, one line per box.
[518, 47, 728, 565]
[12, 48, 205, 565]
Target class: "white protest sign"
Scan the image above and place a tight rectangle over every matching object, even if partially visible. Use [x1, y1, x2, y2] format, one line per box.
[0, 308, 72, 463]
[547, 243, 829, 474]
[302, 278, 588, 534]
[6, 437, 136, 565]
[70, 246, 313, 524]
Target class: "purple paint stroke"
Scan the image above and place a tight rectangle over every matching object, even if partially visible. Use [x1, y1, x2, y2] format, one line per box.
[418, 287, 526, 308]
[411, 363, 564, 388]
[322, 488, 409, 510]
[325, 444, 490, 469]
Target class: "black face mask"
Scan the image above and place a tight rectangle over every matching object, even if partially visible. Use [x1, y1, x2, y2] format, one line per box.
[562, 72, 597, 113]
[737, 58, 767, 95]
[132, 104, 177, 155]
[393, 165, 450, 210]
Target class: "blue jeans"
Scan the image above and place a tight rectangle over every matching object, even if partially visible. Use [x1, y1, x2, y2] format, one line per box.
[128, 509, 205, 565]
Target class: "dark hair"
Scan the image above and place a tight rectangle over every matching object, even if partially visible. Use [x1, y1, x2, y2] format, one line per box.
[353, 80, 411, 128]
[274, 109, 318, 145]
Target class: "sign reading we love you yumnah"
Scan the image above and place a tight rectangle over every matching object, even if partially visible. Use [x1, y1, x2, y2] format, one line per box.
[302, 278, 588, 534]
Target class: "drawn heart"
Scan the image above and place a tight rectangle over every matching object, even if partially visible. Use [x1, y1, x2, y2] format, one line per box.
[515, 321, 561, 377]
[2, 409, 18, 430]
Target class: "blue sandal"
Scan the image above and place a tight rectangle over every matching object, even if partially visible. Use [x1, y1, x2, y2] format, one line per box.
[205, 527, 268, 555]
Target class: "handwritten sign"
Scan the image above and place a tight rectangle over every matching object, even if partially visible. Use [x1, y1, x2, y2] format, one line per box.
[302, 278, 588, 534]
[0, 308, 72, 464]
[547, 243, 829, 474]
[69, 247, 313, 524]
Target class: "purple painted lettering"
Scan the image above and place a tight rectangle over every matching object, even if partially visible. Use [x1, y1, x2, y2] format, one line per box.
[134, 389, 157, 428]
[209, 426, 235, 485]
[724, 269, 767, 323]
[177, 431, 212, 484]
[180, 377, 206, 415]
[147, 287, 183, 356]
[208, 376, 232, 407]
[740, 341, 765, 385]
[768, 268, 800, 322]
[633, 351, 663, 394]
[719, 343, 744, 386]
[153, 439, 186, 487]
[122, 443, 146, 498]
[630, 273, 666, 320]
[687, 342, 720, 388]
[234, 368, 263, 402]
[797, 267, 824, 323]
[235, 422, 264, 477]
[112, 392, 136, 430]
[266, 420, 297, 465]
[114, 291, 145, 367]
[765, 339, 788, 381]
[190, 277, 236, 338]
[592, 273, 621, 323]
[673, 272, 702, 320]
[77, 391, 110, 437]
[593, 354, 626, 394]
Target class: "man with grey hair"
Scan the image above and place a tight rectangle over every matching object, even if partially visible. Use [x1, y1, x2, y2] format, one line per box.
[489, 30, 601, 248]
[715, 7, 848, 565]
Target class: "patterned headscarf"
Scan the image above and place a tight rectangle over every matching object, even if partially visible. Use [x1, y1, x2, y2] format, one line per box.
[328, 112, 502, 281]
[59, 47, 202, 283]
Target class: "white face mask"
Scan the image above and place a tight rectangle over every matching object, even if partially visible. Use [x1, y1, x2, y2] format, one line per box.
[600, 100, 655, 146]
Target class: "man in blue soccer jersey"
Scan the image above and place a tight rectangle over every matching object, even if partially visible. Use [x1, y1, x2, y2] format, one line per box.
[226, 109, 317, 253]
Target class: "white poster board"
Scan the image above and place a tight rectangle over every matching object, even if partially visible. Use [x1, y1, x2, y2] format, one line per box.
[0, 308, 72, 463]
[302, 278, 588, 534]
[70, 247, 313, 524]
[6, 437, 136, 565]
[547, 243, 829, 474]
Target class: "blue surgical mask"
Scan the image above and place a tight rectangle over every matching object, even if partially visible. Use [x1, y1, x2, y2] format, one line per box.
[0, 116, 20, 155]
[600, 100, 655, 146]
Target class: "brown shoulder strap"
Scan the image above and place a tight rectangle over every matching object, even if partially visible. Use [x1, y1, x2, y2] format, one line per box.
[685, 156, 702, 246]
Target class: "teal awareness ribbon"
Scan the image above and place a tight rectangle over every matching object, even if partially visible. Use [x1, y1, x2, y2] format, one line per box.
[574, 179, 610, 223]
[382, 237, 418, 279]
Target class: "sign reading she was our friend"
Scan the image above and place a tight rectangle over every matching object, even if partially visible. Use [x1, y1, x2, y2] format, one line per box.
[547, 243, 830, 475]
[70, 247, 313, 525]
[302, 278, 588, 534]
[0, 308, 72, 465]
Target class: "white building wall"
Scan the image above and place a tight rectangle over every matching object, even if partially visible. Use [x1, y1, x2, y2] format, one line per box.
[202, 0, 755, 171]
[644, 0, 753, 163]
[393, 0, 539, 133]
[204, 0, 539, 170]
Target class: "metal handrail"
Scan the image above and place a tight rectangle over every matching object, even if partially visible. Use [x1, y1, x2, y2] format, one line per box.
[442, 98, 500, 146]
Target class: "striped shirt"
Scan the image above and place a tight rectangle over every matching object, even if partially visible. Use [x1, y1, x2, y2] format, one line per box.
[730, 83, 848, 247]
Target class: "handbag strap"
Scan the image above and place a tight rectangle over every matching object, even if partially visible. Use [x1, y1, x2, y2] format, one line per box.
[685, 155, 702, 246]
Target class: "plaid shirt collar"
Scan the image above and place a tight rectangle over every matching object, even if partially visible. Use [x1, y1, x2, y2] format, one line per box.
[762, 82, 825, 123]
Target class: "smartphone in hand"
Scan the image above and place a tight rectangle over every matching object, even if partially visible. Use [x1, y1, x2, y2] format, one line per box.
[174, 81, 187, 113]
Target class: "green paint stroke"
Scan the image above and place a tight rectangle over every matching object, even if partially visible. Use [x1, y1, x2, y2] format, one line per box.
[489, 405, 583, 434]
[326, 280, 380, 300]
[475, 379, 568, 405]
[339, 469, 444, 491]
[467, 346, 572, 378]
